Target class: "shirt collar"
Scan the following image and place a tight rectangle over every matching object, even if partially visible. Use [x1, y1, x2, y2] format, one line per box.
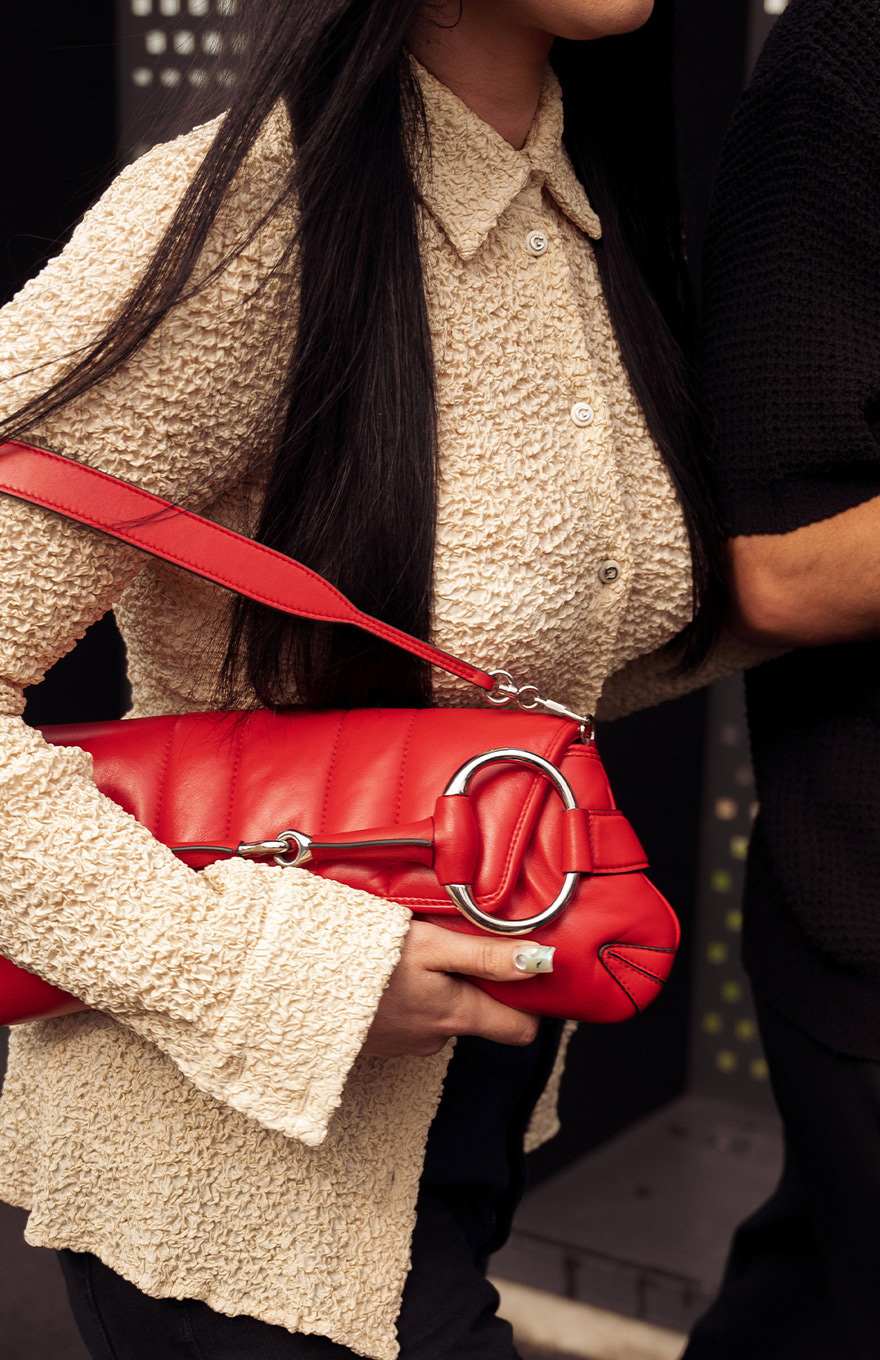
[412, 57, 602, 261]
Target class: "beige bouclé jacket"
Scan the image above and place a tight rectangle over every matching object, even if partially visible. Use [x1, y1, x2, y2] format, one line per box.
[0, 63, 752, 1360]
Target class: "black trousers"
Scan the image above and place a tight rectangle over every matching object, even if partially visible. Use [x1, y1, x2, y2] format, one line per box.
[685, 995, 880, 1360]
[60, 1021, 562, 1360]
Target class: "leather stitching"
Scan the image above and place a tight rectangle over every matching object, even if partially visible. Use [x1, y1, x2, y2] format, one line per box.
[387, 710, 420, 896]
[319, 711, 347, 836]
[601, 949, 666, 985]
[586, 810, 647, 872]
[597, 943, 676, 1013]
[154, 718, 178, 847]
[0, 445, 490, 688]
[222, 721, 244, 843]
[604, 943, 675, 954]
[596, 951, 640, 1014]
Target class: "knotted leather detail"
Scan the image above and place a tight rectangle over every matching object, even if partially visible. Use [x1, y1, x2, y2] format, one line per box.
[562, 808, 648, 875]
[300, 795, 481, 884]
[251, 798, 646, 882]
[432, 795, 481, 886]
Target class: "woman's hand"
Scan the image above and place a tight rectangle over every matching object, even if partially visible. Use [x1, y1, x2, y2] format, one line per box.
[362, 920, 548, 1058]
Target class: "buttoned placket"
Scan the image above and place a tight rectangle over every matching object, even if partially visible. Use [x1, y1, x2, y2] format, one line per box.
[512, 180, 634, 682]
[417, 57, 636, 703]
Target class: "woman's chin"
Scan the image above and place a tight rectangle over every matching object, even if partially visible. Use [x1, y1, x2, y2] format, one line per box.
[540, 0, 656, 41]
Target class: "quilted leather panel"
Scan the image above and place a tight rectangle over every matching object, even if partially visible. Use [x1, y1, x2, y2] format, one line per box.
[2, 707, 681, 1026]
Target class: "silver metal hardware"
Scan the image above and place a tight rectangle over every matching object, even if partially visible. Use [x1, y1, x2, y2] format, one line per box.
[170, 833, 314, 866]
[486, 669, 595, 743]
[442, 748, 580, 936]
[237, 838, 300, 858]
[486, 669, 518, 706]
[268, 829, 313, 868]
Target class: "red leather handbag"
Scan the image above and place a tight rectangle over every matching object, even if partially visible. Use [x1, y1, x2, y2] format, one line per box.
[0, 439, 680, 1028]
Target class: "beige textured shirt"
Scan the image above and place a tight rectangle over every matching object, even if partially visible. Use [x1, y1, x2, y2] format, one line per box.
[0, 65, 745, 1360]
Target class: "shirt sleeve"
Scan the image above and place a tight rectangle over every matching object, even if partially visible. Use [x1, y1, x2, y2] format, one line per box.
[701, 57, 880, 536]
[0, 120, 410, 1149]
[595, 632, 777, 723]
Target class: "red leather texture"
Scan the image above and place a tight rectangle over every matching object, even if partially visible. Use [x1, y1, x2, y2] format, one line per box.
[0, 709, 679, 1027]
[0, 440, 493, 692]
[0, 438, 679, 1030]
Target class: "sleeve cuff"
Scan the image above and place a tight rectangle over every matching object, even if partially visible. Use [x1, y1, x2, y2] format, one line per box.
[152, 858, 411, 1147]
[596, 633, 781, 722]
[719, 470, 880, 538]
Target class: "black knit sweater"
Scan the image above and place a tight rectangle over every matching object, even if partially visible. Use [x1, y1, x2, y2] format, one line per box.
[701, 0, 880, 1057]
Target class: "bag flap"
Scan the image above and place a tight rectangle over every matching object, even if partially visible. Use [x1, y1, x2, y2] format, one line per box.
[41, 707, 616, 913]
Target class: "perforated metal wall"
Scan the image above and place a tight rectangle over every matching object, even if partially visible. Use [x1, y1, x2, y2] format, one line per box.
[688, 677, 772, 1108]
[117, 0, 245, 161]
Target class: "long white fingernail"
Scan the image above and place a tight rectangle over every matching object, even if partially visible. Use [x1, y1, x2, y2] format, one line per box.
[513, 944, 555, 974]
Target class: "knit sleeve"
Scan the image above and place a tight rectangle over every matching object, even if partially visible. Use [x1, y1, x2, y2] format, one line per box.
[0, 119, 410, 1149]
[701, 51, 880, 535]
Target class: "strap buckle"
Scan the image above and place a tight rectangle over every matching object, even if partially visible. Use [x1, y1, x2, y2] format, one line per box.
[486, 670, 595, 744]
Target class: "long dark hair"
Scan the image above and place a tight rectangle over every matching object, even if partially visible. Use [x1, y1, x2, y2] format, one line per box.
[1, 0, 723, 709]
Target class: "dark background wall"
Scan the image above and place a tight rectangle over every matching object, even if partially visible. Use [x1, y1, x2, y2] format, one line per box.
[1, 2, 129, 730]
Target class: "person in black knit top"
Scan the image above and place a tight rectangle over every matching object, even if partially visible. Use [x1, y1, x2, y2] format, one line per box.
[685, 2, 880, 1357]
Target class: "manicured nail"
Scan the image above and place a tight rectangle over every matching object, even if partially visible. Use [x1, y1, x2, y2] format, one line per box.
[513, 944, 555, 974]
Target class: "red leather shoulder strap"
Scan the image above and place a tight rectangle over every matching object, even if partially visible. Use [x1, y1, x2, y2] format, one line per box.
[0, 440, 494, 693]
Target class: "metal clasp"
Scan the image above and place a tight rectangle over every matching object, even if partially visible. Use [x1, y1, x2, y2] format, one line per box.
[240, 829, 313, 868]
[171, 832, 314, 868]
[486, 669, 595, 744]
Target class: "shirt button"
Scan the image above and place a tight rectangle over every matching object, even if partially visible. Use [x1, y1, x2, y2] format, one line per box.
[526, 229, 549, 257]
[598, 559, 622, 585]
[570, 401, 594, 427]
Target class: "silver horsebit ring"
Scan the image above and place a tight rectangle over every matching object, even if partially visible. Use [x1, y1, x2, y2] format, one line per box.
[441, 747, 579, 936]
[200, 749, 581, 939]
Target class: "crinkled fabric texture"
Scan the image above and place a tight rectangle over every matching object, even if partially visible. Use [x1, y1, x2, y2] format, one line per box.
[0, 64, 734, 1360]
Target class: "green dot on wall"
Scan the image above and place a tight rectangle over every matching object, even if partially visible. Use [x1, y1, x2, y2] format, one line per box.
[716, 1050, 738, 1073]
[721, 979, 742, 1003]
[729, 835, 750, 861]
[707, 941, 729, 965]
[702, 1012, 724, 1034]
[735, 1018, 756, 1042]
[750, 1057, 769, 1081]
[725, 908, 743, 933]
[711, 869, 733, 893]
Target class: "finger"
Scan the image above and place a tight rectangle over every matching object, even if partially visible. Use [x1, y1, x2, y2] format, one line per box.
[417, 923, 555, 982]
[454, 982, 541, 1047]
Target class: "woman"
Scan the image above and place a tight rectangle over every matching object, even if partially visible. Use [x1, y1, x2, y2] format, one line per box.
[0, 2, 725, 1357]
